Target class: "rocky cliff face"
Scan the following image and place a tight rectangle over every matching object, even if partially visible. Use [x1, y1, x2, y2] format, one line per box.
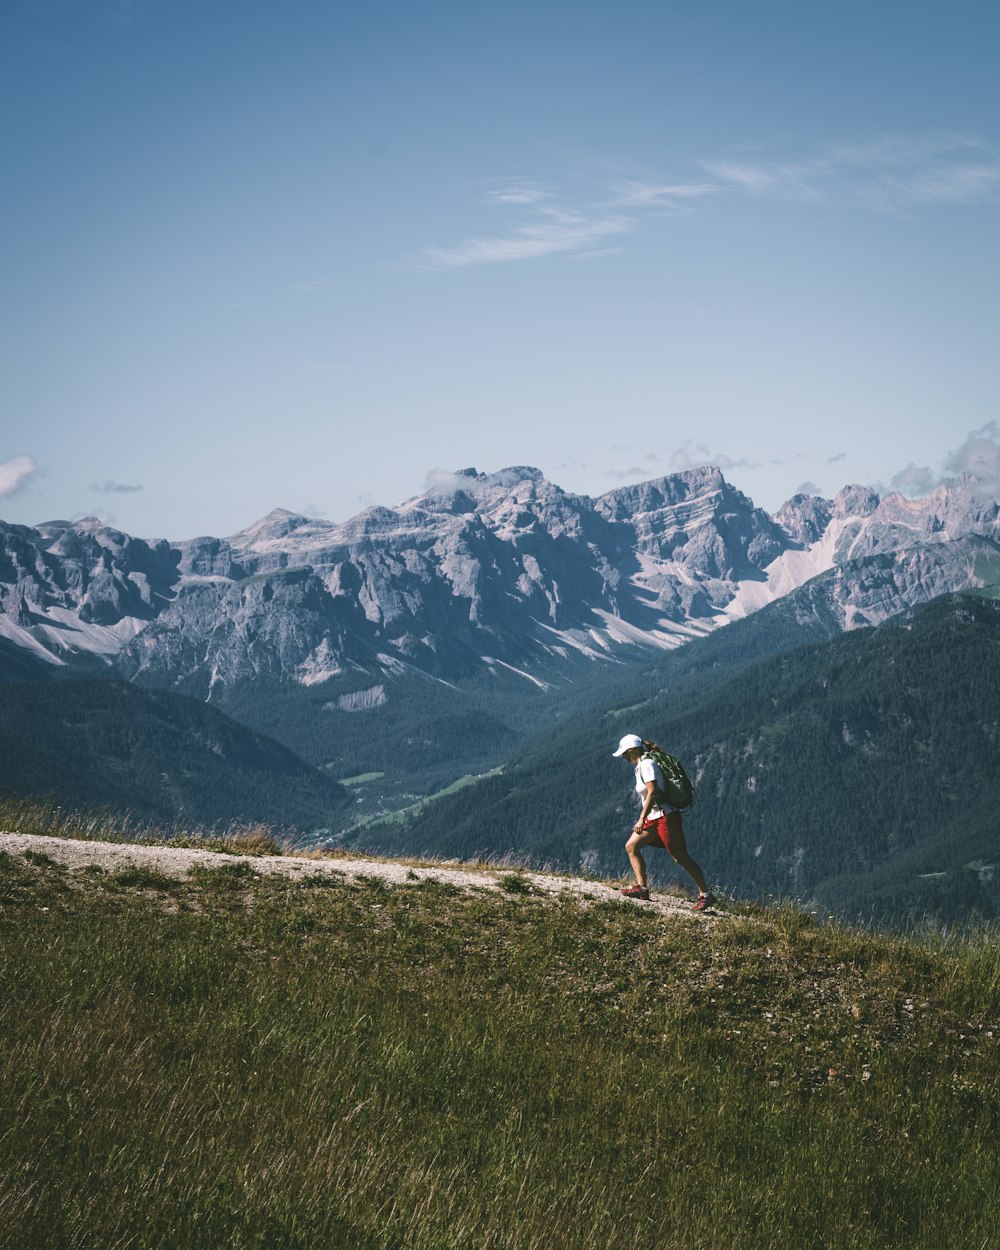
[2, 468, 998, 696]
[0, 518, 179, 665]
[594, 466, 789, 618]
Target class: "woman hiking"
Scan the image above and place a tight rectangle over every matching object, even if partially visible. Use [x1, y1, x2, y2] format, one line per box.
[612, 733, 713, 910]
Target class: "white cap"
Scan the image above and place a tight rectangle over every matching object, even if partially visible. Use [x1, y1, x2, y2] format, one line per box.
[612, 733, 643, 757]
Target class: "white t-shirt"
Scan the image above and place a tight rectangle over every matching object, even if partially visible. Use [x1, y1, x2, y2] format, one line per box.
[635, 755, 667, 820]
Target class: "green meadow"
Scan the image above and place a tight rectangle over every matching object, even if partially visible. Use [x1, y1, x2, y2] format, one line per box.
[1, 841, 996, 1250]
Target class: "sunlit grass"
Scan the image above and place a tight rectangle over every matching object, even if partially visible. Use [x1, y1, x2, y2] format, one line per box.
[0, 794, 288, 856]
[0, 846, 996, 1249]
[0, 794, 618, 883]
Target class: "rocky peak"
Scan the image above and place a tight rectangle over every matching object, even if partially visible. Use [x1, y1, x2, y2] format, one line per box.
[594, 465, 729, 519]
[413, 465, 548, 505]
[231, 508, 313, 547]
[595, 467, 788, 578]
[774, 493, 834, 546]
[398, 466, 593, 543]
[834, 484, 880, 518]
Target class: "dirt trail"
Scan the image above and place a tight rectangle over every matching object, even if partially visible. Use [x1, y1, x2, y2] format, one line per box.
[0, 831, 712, 918]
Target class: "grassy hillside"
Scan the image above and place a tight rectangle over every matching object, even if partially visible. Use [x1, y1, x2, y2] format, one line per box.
[0, 678, 349, 834]
[361, 594, 1000, 928]
[0, 841, 996, 1250]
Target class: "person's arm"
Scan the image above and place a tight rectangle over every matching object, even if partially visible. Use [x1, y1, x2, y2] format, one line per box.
[632, 779, 657, 833]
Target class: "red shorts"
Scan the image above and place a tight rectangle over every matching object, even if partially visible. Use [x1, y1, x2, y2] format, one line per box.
[643, 811, 687, 857]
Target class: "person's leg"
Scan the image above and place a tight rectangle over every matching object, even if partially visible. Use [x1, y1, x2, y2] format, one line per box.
[662, 812, 708, 896]
[625, 826, 663, 888]
[625, 831, 649, 887]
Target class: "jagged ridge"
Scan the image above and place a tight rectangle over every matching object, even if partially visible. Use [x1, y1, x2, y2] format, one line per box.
[2, 466, 997, 696]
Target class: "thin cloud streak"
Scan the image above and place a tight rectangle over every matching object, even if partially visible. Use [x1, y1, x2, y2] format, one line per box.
[90, 480, 144, 494]
[411, 210, 634, 270]
[610, 180, 719, 207]
[704, 160, 823, 199]
[872, 163, 1000, 206]
[826, 131, 991, 168]
[702, 130, 1000, 209]
[485, 184, 552, 205]
[410, 129, 997, 272]
[564, 246, 626, 262]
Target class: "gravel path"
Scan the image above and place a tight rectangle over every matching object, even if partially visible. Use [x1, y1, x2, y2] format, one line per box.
[0, 831, 709, 918]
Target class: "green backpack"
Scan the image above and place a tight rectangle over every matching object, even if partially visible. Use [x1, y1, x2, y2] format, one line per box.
[642, 741, 695, 811]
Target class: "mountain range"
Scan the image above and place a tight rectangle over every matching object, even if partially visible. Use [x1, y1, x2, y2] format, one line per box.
[2, 464, 1000, 857]
[4, 467, 998, 689]
[3, 465, 995, 685]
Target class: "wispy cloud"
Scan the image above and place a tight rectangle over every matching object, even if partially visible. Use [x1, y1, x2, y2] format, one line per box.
[413, 177, 718, 270]
[667, 440, 754, 474]
[826, 131, 990, 169]
[0, 455, 41, 497]
[610, 180, 719, 208]
[90, 479, 144, 494]
[864, 163, 1000, 208]
[890, 463, 938, 496]
[422, 468, 476, 495]
[564, 246, 626, 262]
[485, 183, 552, 206]
[943, 420, 1000, 498]
[604, 443, 754, 483]
[827, 452, 847, 464]
[889, 421, 1000, 501]
[71, 508, 116, 525]
[411, 207, 634, 270]
[410, 130, 997, 273]
[702, 130, 1000, 210]
[705, 159, 822, 199]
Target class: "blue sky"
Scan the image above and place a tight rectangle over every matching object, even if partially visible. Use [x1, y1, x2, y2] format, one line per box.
[2, 0, 998, 538]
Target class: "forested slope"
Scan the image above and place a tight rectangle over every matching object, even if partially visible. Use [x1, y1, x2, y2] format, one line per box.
[358, 594, 1000, 927]
[0, 679, 349, 833]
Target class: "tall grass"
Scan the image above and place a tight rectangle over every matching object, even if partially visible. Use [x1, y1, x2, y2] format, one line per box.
[0, 794, 288, 856]
[1, 850, 996, 1249]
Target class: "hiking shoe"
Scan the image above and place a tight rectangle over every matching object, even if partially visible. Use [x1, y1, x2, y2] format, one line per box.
[620, 884, 650, 900]
[692, 893, 714, 911]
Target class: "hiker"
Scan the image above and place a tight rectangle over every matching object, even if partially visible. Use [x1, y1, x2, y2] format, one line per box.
[612, 733, 712, 910]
